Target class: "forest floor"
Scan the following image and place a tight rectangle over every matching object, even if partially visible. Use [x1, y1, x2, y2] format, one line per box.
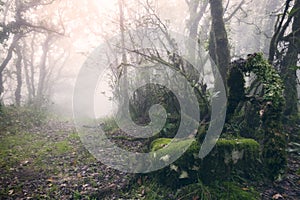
[0, 119, 299, 199]
[261, 140, 300, 200]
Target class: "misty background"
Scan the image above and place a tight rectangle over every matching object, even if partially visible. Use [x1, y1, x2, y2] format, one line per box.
[0, 0, 296, 118]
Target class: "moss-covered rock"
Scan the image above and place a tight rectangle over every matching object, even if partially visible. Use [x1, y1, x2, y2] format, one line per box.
[150, 137, 261, 187]
[201, 138, 261, 183]
[149, 138, 199, 188]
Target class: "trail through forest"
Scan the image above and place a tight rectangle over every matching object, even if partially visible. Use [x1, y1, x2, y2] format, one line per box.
[0, 119, 299, 199]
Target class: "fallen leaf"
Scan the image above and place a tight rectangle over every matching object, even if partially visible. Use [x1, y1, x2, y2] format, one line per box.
[272, 193, 283, 199]
[20, 160, 30, 165]
[8, 189, 14, 195]
[47, 178, 54, 183]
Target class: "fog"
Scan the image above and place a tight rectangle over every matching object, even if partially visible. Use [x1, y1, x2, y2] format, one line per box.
[0, 0, 289, 119]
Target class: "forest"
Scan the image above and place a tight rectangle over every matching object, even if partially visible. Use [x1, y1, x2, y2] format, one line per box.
[0, 0, 300, 199]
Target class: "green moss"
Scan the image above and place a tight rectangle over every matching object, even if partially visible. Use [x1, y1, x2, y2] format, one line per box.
[151, 138, 197, 164]
[149, 138, 261, 186]
[227, 53, 287, 180]
[149, 138, 199, 188]
[263, 131, 287, 180]
[202, 138, 261, 183]
[150, 138, 172, 151]
[216, 138, 259, 148]
[245, 53, 284, 115]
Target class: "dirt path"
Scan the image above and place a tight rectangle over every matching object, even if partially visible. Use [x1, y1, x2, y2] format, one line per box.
[0, 120, 144, 199]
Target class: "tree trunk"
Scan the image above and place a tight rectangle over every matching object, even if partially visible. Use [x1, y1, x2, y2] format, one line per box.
[15, 45, 22, 106]
[208, 0, 230, 87]
[186, 0, 208, 59]
[281, 0, 300, 116]
[118, 0, 129, 118]
[22, 43, 33, 103]
[36, 34, 52, 106]
[0, 34, 21, 100]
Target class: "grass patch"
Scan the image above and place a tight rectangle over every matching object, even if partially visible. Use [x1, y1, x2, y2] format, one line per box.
[210, 182, 260, 200]
[0, 105, 48, 132]
[0, 132, 42, 169]
[122, 177, 174, 200]
[68, 133, 80, 140]
[0, 129, 86, 177]
[54, 140, 72, 154]
[98, 116, 118, 133]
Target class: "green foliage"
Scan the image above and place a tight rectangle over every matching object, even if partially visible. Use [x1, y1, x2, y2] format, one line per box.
[150, 138, 172, 151]
[150, 137, 261, 187]
[263, 131, 287, 180]
[0, 131, 38, 169]
[160, 121, 179, 138]
[202, 138, 261, 183]
[227, 53, 287, 180]
[0, 131, 74, 173]
[210, 182, 260, 200]
[54, 140, 72, 154]
[228, 53, 284, 128]
[0, 105, 48, 133]
[72, 191, 97, 200]
[176, 180, 211, 200]
[126, 177, 259, 200]
[0, 122, 98, 199]
[244, 54, 286, 180]
[99, 116, 118, 133]
[245, 53, 284, 118]
[297, 168, 300, 176]
[122, 177, 173, 200]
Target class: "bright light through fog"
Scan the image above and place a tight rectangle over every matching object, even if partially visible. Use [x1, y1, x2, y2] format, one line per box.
[93, 0, 118, 12]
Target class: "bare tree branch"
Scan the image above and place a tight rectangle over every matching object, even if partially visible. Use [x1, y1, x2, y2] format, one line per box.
[224, 0, 246, 22]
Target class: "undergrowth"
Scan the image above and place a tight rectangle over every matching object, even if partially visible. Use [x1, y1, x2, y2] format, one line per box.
[0, 105, 48, 133]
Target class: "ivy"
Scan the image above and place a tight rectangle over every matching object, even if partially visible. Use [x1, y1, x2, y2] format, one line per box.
[244, 53, 285, 116]
[227, 53, 286, 180]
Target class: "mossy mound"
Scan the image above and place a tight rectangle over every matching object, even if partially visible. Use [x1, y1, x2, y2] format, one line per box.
[202, 138, 261, 183]
[150, 137, 261, 187]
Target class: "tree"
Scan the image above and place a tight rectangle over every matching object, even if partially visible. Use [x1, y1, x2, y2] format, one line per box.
[208, 0, 230, 85]
[269, 0, 300, 117]
[0, 0, 62, 105]
[14, 44, 22, 106]
[185, 0, 209, 59]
